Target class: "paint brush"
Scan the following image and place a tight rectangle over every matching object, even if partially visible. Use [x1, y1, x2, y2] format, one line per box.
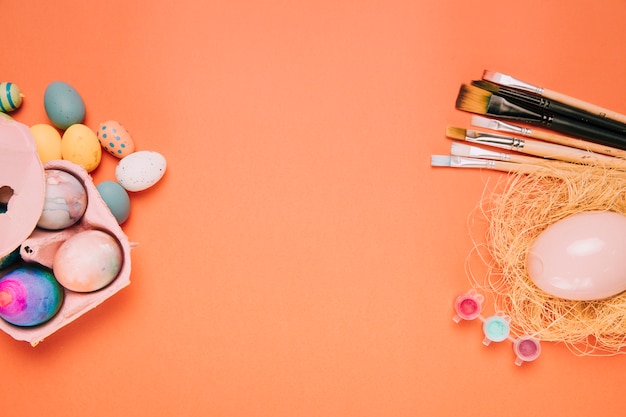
[471, 80, 626, 134]
[482, 70, 626, 125]
[455, 84, 626, 150]
[430, 154, 553, 175]
[445, 126, 626, 168]
[450, 141, 576, 168]
[470, 115, 626, 158]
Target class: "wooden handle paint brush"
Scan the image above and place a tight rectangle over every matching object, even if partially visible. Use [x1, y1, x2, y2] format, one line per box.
[470, 115, 626, 158]
[455, 84, 626, 150]
[431, 154, 558, 175]
[483, 70, 626, 125]
[450, 141, 577, 169]
[445, 126, 626, 169]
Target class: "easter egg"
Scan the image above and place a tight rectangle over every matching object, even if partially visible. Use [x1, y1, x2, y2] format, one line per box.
[0, 247, 20, 269]
[61, 124, 102, 172]
[44, 81, 85, 129]
[37, 169, 88, 230]
[527, 211, 626, 300]
[30, 123, 62, 163]
[96, 180, 131, 224]
[96, 120, 135, 158]
[115, 150, 166, 192]
[0, 265, 64, 327]
[53, 230, 123, 292]
[0, 82, 23, 112]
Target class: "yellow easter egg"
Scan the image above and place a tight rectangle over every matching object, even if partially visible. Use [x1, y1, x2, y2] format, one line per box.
[30, 124, 62, 163]
[61, 124, 102, 172]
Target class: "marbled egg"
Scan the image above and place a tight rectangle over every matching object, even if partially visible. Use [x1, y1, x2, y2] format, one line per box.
[115, 150, 166, 192]
[61, 124, 102, 172]
[527, 211, 626, 300]
[44, 81, 86, 129]
[0, 82, 23, 112]
[37, 169, 88, 230]
[53, 230, 123, 292]
[96, 120, 135, 158]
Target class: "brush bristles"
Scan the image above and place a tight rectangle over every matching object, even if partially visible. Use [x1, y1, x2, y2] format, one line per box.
[430, 155, 451, 167]
[470, 115, 499, 130]
[482, 70, 502, 84]
[446, 126, 467, 140]
[450, 142, 474, 157]
[455, 84, 491, 115]
[471, 79, 499, 93]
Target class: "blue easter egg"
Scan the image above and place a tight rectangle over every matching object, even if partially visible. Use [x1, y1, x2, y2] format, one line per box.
[43, 81, 85, 130]
[96, 180, 131, 224]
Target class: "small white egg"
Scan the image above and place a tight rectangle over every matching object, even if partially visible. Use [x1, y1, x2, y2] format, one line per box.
[115, 150, 166, 192]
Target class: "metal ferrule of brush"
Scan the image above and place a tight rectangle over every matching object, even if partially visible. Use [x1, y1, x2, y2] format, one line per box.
[492, 119, 532, 136]
[465, 130, 523, 150]
[450, 155, 497, 168]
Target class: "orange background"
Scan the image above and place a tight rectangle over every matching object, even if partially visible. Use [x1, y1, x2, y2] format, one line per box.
[4, 1, 626, 415]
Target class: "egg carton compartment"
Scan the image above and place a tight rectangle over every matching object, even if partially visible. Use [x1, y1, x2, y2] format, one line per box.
[0, 159, 132, 346]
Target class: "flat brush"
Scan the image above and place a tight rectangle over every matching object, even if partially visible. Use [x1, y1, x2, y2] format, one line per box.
[445, 126, 626, 168]
[450, 141, 576, 169]
[470, 115, 626, 158]
[455, 84, 626, 150]
[483, 70, 626, 125]
[471, 80, 626, 134]
[431, 154, 553, 175]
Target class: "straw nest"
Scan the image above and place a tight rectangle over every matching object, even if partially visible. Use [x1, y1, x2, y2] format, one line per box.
[467, 164, 626, 356]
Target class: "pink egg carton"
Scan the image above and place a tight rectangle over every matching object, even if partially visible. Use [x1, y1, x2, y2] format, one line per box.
[0, 118, 132, 346]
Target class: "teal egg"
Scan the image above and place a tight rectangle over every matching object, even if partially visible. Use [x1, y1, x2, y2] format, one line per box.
[43, 81, 86, 129]
[96, 180, 130, 224]
[0, 247, 20, 269]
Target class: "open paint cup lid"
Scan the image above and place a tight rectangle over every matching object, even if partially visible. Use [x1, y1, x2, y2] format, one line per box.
[0, 118, 46, 259]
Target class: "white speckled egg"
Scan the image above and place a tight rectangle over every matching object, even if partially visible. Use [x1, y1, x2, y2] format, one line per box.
[96, 120, 135, 158]
[115, 150, 166, 192]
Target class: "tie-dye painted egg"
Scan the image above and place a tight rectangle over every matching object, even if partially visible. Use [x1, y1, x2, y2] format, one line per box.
[96, 120, 135, 158]
[0, 265, 64, 327]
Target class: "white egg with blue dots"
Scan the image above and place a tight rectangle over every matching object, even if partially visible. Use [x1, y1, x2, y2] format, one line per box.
[96, 120, 135, 158]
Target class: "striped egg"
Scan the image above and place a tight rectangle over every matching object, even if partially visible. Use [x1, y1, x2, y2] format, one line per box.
[0, 82, 23, 112]
[96, 120, 135, 158]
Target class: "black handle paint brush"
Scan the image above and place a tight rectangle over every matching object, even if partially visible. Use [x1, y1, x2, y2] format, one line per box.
[455, 84, 626, 150]
[472, 80, 626, 134]
[483, 70, 626, 125]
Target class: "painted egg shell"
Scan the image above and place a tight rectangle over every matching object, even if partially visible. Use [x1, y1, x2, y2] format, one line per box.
[61, 124, 102, 172]
[44, 81, 85, 129]
[0, 265, 64, 327]
[527, 211, 626, 300]
[115, 150, 166, 192]
[30, 123, 62, 163]
[0, 82, 23, 112]
[96, 180, 131, 224]
[96, 120, 135, 158]
[53, 230, 123, 292]
[37, 169, 88, 230]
